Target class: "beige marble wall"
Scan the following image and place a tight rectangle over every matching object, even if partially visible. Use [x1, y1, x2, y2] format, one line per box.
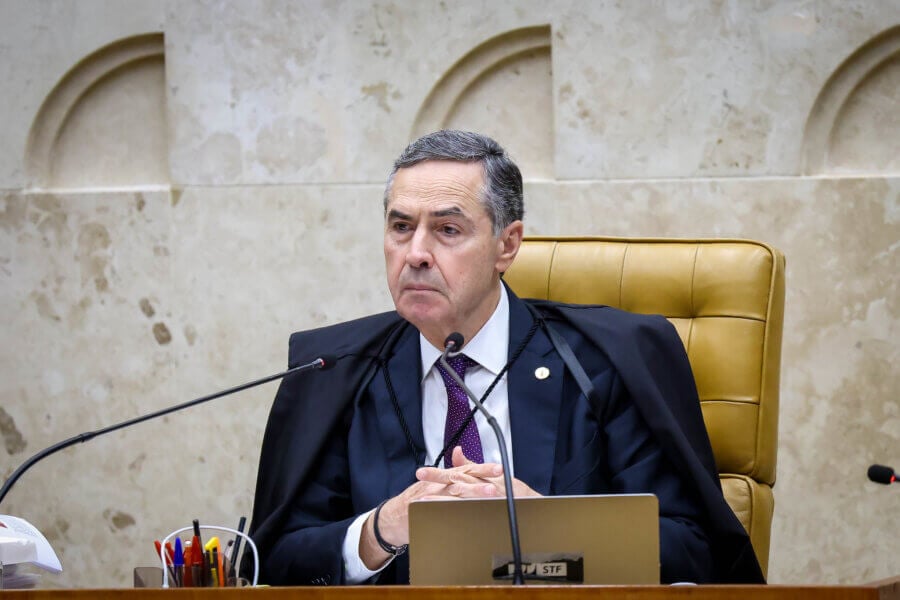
[1, 0, 897, 588]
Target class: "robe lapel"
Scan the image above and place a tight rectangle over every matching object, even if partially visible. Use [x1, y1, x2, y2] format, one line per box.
[367, 324, 426, 494]
[506, 293, 564, 495]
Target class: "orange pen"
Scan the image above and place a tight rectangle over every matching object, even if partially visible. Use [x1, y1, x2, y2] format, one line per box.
[182, 540, 194, 587]
[214, 547, 224, 587]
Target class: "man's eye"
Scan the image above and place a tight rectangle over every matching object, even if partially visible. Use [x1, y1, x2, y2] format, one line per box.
[392, 222, 411, 233]
[441, 225, 460, 235]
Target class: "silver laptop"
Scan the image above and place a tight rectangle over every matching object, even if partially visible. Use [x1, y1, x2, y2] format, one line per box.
[408, 494, 659, 585]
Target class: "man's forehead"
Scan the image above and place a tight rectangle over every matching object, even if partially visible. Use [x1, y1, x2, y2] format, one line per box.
[387, 160, 484, 210]
[385, 195, 486, 223]
[393, 160, 482, 192]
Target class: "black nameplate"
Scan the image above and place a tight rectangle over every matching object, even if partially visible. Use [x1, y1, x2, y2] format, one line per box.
[492, 553, 584, 583]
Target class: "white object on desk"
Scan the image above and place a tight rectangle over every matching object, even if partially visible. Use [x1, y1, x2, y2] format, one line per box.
[0, 514, 62, 572]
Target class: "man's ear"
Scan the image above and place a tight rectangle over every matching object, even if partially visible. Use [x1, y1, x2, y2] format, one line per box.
[495, 220, 524, 273]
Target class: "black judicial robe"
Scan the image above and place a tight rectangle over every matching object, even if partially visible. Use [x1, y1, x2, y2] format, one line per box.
[248, 293, 765, 585]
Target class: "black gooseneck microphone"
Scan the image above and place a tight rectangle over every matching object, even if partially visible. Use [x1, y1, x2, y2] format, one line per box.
[868, 464, 898, 485]
[439, 332, 525, 586]
[0, 355, 337, 506]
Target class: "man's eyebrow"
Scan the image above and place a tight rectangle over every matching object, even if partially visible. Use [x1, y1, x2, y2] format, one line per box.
[386, 209, 412, 221]
[387, 207, 470, 220]
[431, 207, 466, 218]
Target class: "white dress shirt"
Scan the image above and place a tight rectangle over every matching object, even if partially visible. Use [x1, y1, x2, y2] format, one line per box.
[342, 284, 514, 582]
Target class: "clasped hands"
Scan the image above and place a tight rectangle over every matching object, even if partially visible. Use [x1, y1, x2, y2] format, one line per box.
[415, 446, 538, 499]
[361, 446, 539, 569]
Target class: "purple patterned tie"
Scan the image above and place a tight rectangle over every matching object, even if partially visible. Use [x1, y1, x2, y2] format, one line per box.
[436, 354, 483, 467]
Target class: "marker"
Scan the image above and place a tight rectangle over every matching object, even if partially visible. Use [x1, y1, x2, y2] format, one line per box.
[182, 539, 194, 587]
[191, 535, 204, 586]
[207, 549, 218, 588]
[214, 547, 224, 587]
[153, 540, 172, 565]
[153, 540, 176, 582]
[204, 537, 223, 588]
[192, 519, 203, 549]
[230, 516, 246, 574]
[173, 537, 184, 588]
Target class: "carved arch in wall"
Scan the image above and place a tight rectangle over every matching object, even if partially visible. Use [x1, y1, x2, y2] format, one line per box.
[411, 25, 554, 179]
[801, 26, 900, 175]
[25, 33, 169, 189]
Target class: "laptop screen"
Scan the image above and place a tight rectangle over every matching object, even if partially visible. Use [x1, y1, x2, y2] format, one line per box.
[408, 494, 660, 585]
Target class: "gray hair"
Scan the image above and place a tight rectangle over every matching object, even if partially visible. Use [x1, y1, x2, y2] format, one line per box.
[383, 130, 524, 235]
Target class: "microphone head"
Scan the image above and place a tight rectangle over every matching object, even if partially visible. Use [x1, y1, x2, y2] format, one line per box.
[444, 332, 465, 352]
[867, 464, 895, 485]
[317, 354, 338, 370]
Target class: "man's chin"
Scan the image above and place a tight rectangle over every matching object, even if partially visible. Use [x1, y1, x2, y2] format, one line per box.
[395, 301, 446, 330]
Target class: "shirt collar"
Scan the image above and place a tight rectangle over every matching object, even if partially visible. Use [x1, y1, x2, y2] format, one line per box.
[419, 283, 510, 380]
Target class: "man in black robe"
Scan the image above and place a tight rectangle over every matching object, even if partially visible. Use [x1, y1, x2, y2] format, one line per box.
[248, 130, 764, 585]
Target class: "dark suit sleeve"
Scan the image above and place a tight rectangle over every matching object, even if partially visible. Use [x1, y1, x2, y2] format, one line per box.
[601, 368, 714, 583]
[262, 409, 356, 586]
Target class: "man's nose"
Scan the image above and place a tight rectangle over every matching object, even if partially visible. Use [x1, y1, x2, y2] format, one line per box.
[406, 228, 433, 268]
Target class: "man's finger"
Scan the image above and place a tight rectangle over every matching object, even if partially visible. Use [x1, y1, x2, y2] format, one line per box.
[416, 462, 502, 485]
[415, 466, 450, 483]
[448, 482, 501, 498]
[402, 480, 451, 506]
[451, 446, 472, 467]
[459, 462, 504, 478]
[415, 466, 479, 486]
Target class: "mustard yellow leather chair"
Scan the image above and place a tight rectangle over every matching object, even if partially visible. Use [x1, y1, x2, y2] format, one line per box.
[504, 237, 785, 577]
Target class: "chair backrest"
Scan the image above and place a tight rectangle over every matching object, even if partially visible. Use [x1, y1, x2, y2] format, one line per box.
[503, 236, 785, 577]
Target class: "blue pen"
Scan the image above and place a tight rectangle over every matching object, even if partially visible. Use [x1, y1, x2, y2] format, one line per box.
[173, 537, 185, 587]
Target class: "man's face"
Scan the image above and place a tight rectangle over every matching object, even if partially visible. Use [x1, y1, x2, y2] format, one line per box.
[384, 160, 522, 348]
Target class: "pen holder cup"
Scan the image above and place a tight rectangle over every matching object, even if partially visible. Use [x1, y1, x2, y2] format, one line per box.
[160, 525, 258, 588]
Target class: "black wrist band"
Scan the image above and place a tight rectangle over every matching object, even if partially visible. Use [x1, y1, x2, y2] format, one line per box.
[373, 499, 408, 557]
